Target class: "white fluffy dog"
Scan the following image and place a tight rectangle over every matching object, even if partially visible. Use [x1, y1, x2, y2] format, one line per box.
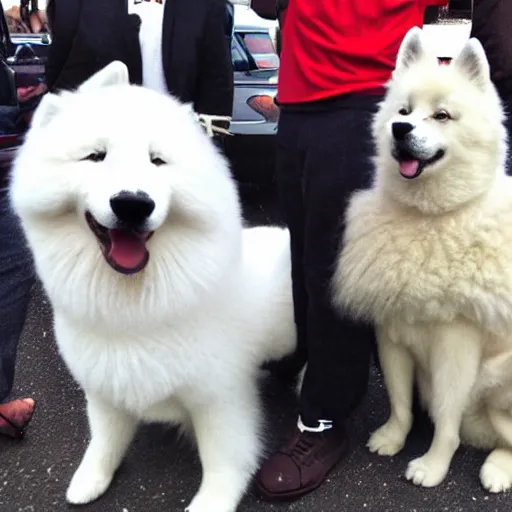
[333, 28, 512, 493]
[10, 62, 296, 512]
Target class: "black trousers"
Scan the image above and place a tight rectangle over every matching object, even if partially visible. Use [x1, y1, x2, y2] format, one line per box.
[276, 95, 381, 426]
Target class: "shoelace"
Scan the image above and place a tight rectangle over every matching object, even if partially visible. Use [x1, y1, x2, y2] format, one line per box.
[287, 434, 317, 465]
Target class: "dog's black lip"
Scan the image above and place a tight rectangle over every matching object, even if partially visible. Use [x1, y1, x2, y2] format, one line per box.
[392, 148, 446, 180]
[85, 211, 154, 275]
[85, 211, 109, 245]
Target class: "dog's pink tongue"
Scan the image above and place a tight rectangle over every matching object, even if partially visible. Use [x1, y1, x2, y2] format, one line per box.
[399, 160, 420, 178]
[108, 229, 147, 270]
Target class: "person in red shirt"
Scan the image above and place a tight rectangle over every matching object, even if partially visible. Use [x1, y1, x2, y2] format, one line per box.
[252, 0, 448, 501]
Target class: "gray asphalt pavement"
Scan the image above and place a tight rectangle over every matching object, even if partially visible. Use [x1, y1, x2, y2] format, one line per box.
[1, 184, 510, 512]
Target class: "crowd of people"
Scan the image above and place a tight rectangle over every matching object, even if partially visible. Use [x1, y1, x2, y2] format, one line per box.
[0, 0, 511, 504]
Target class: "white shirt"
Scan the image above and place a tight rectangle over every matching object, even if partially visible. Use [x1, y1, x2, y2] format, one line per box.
[128, 0, 168, 95]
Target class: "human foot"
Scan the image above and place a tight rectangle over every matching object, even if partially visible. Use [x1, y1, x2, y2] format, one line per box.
[256, 420, 348, 500]
[0, 398, 35, 439]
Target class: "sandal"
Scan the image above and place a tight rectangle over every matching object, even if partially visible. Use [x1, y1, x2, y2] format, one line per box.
[0, 398, 35, 439]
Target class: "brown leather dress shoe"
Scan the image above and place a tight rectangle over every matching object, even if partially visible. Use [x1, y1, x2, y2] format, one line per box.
[256, 423, 349, 500]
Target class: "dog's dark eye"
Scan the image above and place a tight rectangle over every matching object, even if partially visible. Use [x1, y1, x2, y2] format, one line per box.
[151, 156, 166, 166]
[399, 107, 410, 116]
[82, 151, 106, 163]
[433, 110, 451, 121]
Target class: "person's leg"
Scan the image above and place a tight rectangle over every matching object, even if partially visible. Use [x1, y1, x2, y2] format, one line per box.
[257, 98, 379, 499]
[0, 186, 35, 437]
[263, 110, 308, 378]
[299, 104, 377, 426]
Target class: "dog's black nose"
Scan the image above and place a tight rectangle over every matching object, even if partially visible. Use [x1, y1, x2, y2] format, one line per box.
[392, 122, 414, 141]
[110, 191, 155, 225]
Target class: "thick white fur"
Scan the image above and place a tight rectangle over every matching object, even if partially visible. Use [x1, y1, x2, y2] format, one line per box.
[10, 62, 296, 512]
[333, 28, 512, 492]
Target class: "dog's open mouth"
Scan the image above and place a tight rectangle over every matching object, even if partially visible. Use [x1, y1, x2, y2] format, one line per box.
[393, 149, 446, 179]
[85, 212, 153, 275]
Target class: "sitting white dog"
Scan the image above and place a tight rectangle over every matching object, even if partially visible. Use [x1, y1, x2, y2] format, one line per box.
[10, 61, 296, 511]
[334, 28, 512, 493]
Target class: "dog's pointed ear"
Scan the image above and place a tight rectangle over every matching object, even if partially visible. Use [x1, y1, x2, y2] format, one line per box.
[394, 27, 424, 75]
[30, 61, 130, 130]
[30, 92, 63, 130]
[453, 38, 491, 91]
[79, 61, 130, 93]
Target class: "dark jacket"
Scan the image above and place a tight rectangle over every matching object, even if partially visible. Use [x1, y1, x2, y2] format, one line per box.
[471, 0, 512, 96]
[45, 0, 234, 116]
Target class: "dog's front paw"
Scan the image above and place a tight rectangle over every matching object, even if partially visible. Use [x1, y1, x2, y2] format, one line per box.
[481, 461, 512, 493]
[367, 422, 407, 456]
[405, 456, 449, 487]
[185, 490, 236, 512]
[66, 463, 113, 505]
